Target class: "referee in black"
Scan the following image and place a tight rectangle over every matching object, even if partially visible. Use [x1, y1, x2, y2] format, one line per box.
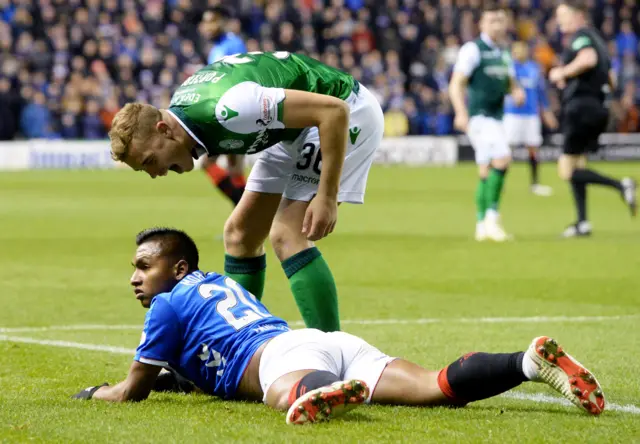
[549, 0, 636, 238]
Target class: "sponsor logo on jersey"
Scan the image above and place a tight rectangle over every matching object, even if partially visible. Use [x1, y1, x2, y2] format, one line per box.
[247, 130, 270, 153]
[218, 139, 245, 150]
[260, 96, 274, 127]
[181, 71, 226, 87]
[572, 36, 591, 51]
[219, 105, 238, 122]
[349, 126, 362, 144]
[291, 173, 320, 184]
[484, 65, 509, 78]
[481, 49, 503, 59]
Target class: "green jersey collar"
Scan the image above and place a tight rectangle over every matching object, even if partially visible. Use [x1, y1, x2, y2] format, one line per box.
[166, 107, 209, 158]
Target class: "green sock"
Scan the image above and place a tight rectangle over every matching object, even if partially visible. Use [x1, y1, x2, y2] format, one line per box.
[476, 178, 488, 221]
[224, 254, 266, 300]
[282, 247, 340, 332]
[485, 167, 508, 211]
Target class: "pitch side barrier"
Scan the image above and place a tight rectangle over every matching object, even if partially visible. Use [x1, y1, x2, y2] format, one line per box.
[457, 133, 640, 162]
[0, 134, 636, 170]
[0, 137, 458, 170]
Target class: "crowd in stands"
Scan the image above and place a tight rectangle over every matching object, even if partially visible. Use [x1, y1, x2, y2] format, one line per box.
[0, 0, 638, 140]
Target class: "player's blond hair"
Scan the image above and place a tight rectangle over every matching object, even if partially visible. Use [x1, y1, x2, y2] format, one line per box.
[108, 103, 162, 161]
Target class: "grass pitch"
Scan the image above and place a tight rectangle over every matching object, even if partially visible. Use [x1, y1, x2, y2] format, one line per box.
[1, 164, 639, 443]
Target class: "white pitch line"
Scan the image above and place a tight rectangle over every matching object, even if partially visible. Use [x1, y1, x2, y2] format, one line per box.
[1, 314, 638, 333]
[0, 335, 134, 354]
[0, 324, 141, 333]
[1, 334, 638, 415]
[502, 392, 640, 415]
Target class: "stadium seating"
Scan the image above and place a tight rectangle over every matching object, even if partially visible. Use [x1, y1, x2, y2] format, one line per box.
[0, 0, 638, 140]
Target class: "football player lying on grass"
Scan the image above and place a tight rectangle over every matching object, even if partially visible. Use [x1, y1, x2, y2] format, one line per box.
[73, 227, 606, 423]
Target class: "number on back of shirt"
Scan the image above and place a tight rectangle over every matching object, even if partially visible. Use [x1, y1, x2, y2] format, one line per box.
[198, 278, 271, 330]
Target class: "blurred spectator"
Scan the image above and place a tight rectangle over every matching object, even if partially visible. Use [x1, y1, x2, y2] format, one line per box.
[0, 0, 638, 139]
[618, 81, 639, 133]
[20, 90, 52, 139]
[384, 106, 409, 137]
[616, 20, 638, 57]
[83, 99, 106, 139]
[0, 76, 19, 139]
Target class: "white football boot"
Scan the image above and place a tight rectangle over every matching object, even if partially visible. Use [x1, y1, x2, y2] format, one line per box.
[475, 221, 487, 241]
[531, 184, 553, 197]
[525, 336, 605, 415]
[484, 210, 513, 242]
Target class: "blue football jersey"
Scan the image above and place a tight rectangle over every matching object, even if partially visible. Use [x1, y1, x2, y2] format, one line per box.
[134, 271, 289, 399]
[504, 60, 550, 116]
[207, 32, 247, 65]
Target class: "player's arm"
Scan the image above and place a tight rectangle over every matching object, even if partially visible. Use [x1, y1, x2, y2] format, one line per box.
[507, 57, 526, 106]
[92, 361, 161, 402]
[282, 89, 349, 203]
[558, 47, 598, 79]
[608, 69, 617, 92]
[73, 297, 181, 402]
[537, 70, 558, 130]
[449, 72, 469, 128]
[550, 36, 597, 86]
[449, 42, 479, 132]
[509, 76, 526, 107]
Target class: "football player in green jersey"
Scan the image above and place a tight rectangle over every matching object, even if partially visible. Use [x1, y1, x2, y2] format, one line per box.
[449, 3, 525, 242]
[108, 51, 384, 332]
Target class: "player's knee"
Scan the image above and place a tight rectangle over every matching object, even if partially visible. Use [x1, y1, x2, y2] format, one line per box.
[269, 224, 311, 262]
[557, 161, 573, 181]
[223, 218, 261, 256]
[492, 155, 511, 170]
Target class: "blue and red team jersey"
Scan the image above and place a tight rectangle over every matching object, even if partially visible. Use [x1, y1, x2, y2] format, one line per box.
[207, 32, 247, 65]
[504, 60, 550, 116]
[134, 271, 290, 399]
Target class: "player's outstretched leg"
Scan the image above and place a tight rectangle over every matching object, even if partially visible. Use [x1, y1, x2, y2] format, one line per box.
[372, 338, 604, 415]
[525, 336, 605, 415]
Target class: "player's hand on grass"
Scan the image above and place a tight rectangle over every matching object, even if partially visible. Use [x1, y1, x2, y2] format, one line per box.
[303, 194, 338, 241]
[72, 383, 109, 400]
[153, 369, 196, 393]
[454, 111, 469, 133]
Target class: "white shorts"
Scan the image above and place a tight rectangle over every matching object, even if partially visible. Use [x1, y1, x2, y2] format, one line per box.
[259, 328, 396, 403]
[245, 84, 384, 204]
[504, 114, 542, 147]
[467, 115, 511, 165]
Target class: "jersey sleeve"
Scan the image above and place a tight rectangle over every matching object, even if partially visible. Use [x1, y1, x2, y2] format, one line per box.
[214, 81, 286, 134]
[134, 297, 182, 367]
[571, 32, 595, 52]
[453, 42, 481, 77]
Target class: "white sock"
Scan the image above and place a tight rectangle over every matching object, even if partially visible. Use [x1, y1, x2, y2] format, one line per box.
[522, 352, 542, 382]
[485, 209, 499, 222]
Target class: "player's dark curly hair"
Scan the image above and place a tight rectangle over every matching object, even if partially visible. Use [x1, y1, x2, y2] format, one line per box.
[135, 227, 199, 271]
